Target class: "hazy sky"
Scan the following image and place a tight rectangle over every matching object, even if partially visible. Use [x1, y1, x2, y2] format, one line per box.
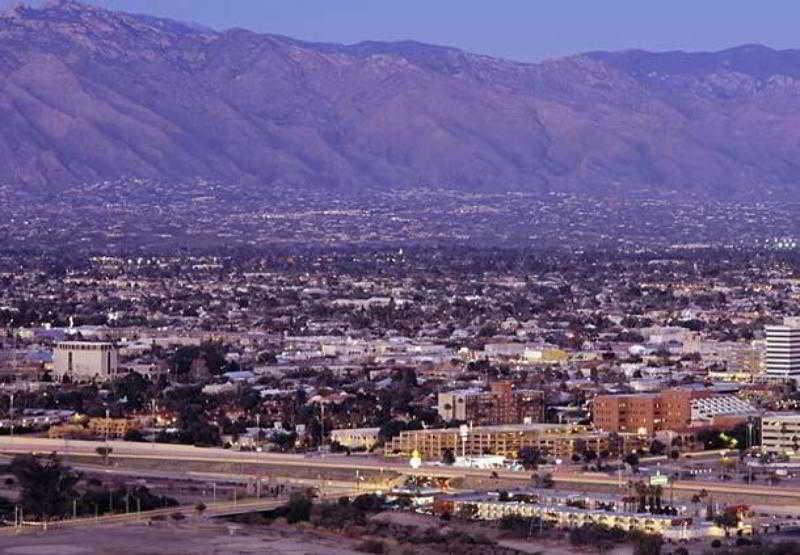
[31, 1, 800, 62]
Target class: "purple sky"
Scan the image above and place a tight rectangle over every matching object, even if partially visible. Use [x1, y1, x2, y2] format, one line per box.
[28, 1, 800, 62]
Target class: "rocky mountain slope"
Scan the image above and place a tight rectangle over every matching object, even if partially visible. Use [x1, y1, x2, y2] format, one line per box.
[3, 1, 800, 199]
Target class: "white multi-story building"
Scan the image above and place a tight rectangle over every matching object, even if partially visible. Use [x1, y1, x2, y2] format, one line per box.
[329, 427, 381, 450]
[53, 341, 119, 381]
[765, 318, 800, 379]
[761, 412, 800, 454]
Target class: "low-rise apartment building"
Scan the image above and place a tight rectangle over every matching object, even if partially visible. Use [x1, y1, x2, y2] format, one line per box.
[388, 423, 640, 460]
[48, 417, 141, 439]
[433, 491, 698, 539]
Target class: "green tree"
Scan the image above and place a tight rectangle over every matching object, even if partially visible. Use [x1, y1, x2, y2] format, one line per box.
[175, 405, 220, 446]
[713, 510, 739, 536]
[649, 439, 666, 456]
[111, 372, 151, 411]
[9, 454, 80, 520]
[95, 446, 113, 465]
[170, 346, 200, 375]
[442, 448, 456, 465]
[201, 342, 227, 375]
[0, 496, 14, 520]
[518, 446, 544, 469]
[632, 533, 663, 555]
[285, 492, 313, 523]
[123, 428, 146, 442]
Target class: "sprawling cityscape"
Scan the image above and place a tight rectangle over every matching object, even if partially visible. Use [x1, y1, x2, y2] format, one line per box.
[5, 1, 800, 554]
[1, 247, 800, 553]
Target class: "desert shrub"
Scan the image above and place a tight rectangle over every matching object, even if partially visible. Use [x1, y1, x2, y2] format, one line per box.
[356, 539, 385, 554]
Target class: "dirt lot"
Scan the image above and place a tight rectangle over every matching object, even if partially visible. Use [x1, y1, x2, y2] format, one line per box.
[0, 518, 363, 555]
[371, 511, 636, 555]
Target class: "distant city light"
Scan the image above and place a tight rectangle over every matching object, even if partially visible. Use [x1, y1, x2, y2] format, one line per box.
[761, 237, 798, 250]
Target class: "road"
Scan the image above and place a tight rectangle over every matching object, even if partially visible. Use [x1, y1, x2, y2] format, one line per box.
[0, 481, 358, 536]
[0, 498, 284, 535]
[3, 437, 800, 504]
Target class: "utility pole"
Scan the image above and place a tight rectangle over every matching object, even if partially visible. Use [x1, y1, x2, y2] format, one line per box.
[319, 402, 325, 451]
[212, 482, 217, 504]
[105, 408, 110, 443]
[256, 413, 261, 450]
[8, 393, 14, 439]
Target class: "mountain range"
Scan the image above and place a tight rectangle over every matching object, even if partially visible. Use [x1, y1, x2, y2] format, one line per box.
[4, 0, 800, 199]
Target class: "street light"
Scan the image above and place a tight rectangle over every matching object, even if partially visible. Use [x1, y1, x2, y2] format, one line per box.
[8, 393, 14, 439]
[409, 449, 422, 470]
[256, 413, 261, 446]
[409, 450, 422, 497]
[318, 402, 326, 452]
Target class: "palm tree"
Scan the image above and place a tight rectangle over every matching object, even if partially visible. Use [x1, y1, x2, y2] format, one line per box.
[95, 446, 112, 466]
[633, 481, 648, 512]
[651, 485, 664, 512]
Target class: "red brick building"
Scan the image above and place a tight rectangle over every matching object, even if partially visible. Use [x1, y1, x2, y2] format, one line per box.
[592, 388, 713, 435]
[437, 381, 545, 425]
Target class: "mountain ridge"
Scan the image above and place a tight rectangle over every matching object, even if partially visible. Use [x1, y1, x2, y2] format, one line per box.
[3, 1, 800, 199]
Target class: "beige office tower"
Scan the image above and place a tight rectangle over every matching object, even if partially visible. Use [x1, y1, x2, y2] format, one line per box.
[53, 341, 119, 381]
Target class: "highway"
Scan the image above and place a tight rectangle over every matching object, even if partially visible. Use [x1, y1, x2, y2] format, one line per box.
[0, 437, 413, 477]
[3, 437, 800, 504]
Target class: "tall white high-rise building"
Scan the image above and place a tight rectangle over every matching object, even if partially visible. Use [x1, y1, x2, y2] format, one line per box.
[765, 318, 800, 379]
